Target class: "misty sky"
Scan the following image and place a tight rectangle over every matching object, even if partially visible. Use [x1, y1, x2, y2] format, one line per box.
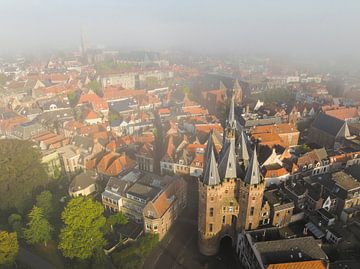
[1, 0, 360, 57]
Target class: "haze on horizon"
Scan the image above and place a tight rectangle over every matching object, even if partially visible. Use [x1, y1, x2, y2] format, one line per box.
[1, 0, 360, 59]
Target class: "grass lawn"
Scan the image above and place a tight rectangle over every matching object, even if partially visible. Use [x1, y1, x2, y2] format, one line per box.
[33, 240, 65, 269]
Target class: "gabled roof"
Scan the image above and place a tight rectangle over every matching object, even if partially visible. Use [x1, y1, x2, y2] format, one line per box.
[312, 113, 344, 137]
[244, 146, 261, 185]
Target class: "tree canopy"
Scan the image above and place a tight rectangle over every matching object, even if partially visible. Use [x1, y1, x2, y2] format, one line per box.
[59, 197, 106, 260]
[24, 206, 53, 247]
[0, 139, 48, 211]
[103, 212, 128, 234]
[35, 190, 55, 219]
[95, 60, 134, 74]
[8, 214, 23, 237]
[112, 234, 158, 269]
[0, 230, 19, 265]
[144, 76, 159, 90]
[251, 88, 295, 105]
[86, 80, 102, 96]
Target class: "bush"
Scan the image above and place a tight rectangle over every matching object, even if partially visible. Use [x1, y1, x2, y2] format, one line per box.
[112, 234, 159, 269]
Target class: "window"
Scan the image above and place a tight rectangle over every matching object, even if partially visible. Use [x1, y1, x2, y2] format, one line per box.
[209, 208, 214, 217]
[222, 215, 226, 224]
[250, 207, 255, 216]
[209, 224, 213, 232]
[148, 211, 154, 218]
[248, 223, 252, 230]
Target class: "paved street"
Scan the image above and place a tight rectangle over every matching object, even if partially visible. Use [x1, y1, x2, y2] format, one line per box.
[143, 177, 241, 269]
[17, 247, 57, 269]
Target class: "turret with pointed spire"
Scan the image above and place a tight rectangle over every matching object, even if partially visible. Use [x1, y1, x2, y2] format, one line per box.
[202, 146, 220, 186]
[218, 139, 237, 179]
[244, 145, 262, 185]
[237, 129, 251, 166]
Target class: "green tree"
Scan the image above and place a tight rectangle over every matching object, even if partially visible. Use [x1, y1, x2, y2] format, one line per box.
[0, 139, 48, 211]
[53, 166, 62, 179]
[0, 230, 19, 266]
[252, 88, 295, 104]
[144, 76, 159, 89]
[59, 197, 106, 260]
[67, 91, 78, 107]
[86, 80, 102, 96]
[112, 234, 158, 269]
[35, 190, 54, 218]
[109, 111, 120, 123]
[104, 212, 128, 233]
[8, 214, 23, 237]
[24, 206, 52, 247]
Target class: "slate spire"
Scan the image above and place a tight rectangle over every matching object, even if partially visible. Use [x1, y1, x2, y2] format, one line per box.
[203, 146, 220, 186]
[244, 145, 261, 185]
[218, 138, 237, 179]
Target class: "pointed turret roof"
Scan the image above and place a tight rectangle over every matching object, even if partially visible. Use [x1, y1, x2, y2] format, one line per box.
[204, 129, 215, 163]
[227, 93, 236, 129]
[238, 129, 250, 162]
[203, 147, 220, 186]
[218, 139, 237, 179]
[244, 145, 261, 185]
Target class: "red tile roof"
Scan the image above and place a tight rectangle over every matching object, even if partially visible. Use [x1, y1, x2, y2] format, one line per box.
[324, 107, 358, 121]
[267, 260, 327, 269]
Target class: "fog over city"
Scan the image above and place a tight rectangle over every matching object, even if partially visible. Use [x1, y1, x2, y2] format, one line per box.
[1, 0, 360, 58]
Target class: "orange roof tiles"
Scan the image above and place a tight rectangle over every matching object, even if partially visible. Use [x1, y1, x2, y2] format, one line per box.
[183, 106, 209, 115]
[78, 92, 108, 111]
[264, 167, 289, 178]
[324, 107, 358, 121]
[195, 124, 223, 134]
[64, 120, 84, 131]
[252, 123, 298, 135]
[158, 108, 171, 115]
[267, 260, 327, 269]
[84, 109, 101, 120]
[103, 86, 146, 101]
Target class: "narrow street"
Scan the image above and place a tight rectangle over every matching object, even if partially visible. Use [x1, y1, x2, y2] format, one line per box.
[17, 247, 57, 269]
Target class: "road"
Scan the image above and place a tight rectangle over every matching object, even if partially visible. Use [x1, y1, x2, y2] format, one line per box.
[143, 177, 241, 269]
[17, 247, 57, 269]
